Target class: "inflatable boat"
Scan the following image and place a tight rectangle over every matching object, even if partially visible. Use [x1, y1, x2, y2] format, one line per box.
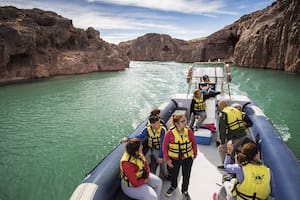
[70, 63, 300, 200]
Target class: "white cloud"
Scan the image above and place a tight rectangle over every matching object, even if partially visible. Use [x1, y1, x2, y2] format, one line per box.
[0, 0, 252, 43]
[71, 11, 180, 31]
[1, 0, 210, 43]
[73, 11, 209, 43]
[1, 0, 182, 30]
[102, 28, 208, 44]
[87, 0, 237, 15]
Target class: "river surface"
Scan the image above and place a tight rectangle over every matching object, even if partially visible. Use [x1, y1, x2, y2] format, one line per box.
[0, 61, 299, 200]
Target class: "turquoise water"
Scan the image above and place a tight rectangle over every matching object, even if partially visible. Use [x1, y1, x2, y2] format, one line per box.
[0, 61, 299, 200]
[229, 67, 300, 153]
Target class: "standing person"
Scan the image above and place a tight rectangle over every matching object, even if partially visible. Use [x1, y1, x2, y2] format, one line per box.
[189, 88, 220, 130]
[120, 138, 162, 200]
[121, 115, 168, 179]
[149, 108, 168, 130]
[163, 113, 197, 200]
[216, 141, 275, 200]
[217, 100, 247, 167]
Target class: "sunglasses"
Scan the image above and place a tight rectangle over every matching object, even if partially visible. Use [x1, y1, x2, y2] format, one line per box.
[179, 119, 186, 123]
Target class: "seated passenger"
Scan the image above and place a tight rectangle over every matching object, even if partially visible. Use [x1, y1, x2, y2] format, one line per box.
[199, 74, 217, 93]
[215, 141, 275, 200]
[217, 100, 248, 166]
[231, 103, 253, 128]
[189, 88, 220, 130]
[121, 115, 169, 179]
[120, 138, 162, 200]
[149, 108, 168, 129]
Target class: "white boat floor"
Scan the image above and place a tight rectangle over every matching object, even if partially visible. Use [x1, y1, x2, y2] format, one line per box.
[160, 136, 226, 200]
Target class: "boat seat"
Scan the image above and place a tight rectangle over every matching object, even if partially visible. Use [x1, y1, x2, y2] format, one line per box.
[115, 190, 137, 200]
[166, 109, 188, 128]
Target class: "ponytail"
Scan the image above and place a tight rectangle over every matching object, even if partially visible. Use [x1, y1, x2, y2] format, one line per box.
[237, 142, 258, 166]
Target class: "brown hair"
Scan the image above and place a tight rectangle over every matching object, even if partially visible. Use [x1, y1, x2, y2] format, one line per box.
[172, 113, 185, 126]
[126, 138, 141, 157]
[193, 89, 201, 97]
[237, 142, 258, 165]
[148, 115, 159, 124]
[150, 109, 161, 116]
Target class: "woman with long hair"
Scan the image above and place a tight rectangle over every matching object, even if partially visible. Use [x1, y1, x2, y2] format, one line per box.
[120, 138, 162, 200]
[216, 141, 275, 200]
[163, 113, 197, 200]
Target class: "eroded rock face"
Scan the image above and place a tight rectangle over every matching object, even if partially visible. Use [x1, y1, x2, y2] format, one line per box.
[233, 0, 300, 72]
[119, 33, 187, 61]
[176, 26, 239, 63]
[119, 0, 299, 72]
[0, 6, 129, 84]
[119, 29, 239, 63]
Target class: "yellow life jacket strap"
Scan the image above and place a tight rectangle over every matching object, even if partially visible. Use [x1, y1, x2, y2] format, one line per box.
[235, 188, 266, 200]
[147, 126, 161, 150]
[193, 96, 205, 111]
[168, 141, 193, 152]
[120, 154, 146, 187]
[148, 137, 160, 149]
[181, 141, 193, 157]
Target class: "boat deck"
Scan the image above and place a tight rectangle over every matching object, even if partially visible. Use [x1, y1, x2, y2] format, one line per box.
[157, 94, 224, 200]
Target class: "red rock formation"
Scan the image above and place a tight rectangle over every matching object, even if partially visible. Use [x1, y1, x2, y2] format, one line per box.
[233, 0, 300, 72]
[0, 6, 129, 84]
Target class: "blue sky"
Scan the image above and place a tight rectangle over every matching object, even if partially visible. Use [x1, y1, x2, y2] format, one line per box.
[1, 0, 274, 44]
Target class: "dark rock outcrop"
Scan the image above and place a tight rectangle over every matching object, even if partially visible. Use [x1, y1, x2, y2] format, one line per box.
[119, 28, 239, 63]
[0, 6, 129, 84]
[119, 33, 187, 61]
[119, 0, 299, 72]
[175, 26, 239, 63]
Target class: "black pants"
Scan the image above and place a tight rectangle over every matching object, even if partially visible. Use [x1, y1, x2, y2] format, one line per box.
[169, 157, 193, 192]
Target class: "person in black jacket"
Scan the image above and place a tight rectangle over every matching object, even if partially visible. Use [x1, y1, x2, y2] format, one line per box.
[217, 100, 248, 166]
[189, 88, 220, 130]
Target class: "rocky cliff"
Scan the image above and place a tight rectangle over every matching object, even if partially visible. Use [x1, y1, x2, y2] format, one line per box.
[233, 0, 299, 72]
[119, 0, 299, 72]
[176, 27, 238, 63]
[119, 33, 187, 61]
[0, 6, 129, 84]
